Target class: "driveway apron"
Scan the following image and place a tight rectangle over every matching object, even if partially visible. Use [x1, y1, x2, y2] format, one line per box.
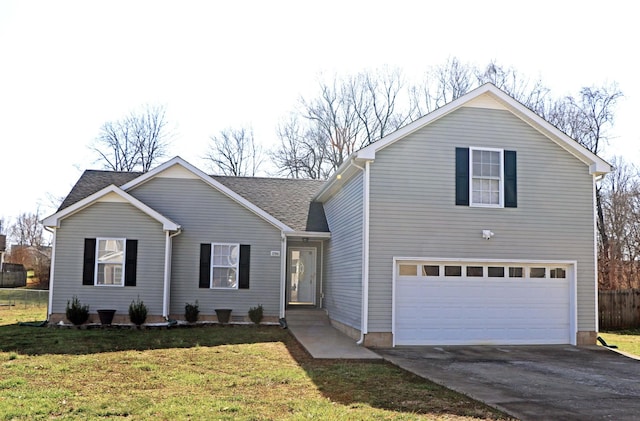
[376, 345, 640, 421]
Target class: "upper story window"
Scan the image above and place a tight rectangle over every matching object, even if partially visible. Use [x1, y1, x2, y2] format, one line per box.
[456, 147, 517, 208]
[471, 148, 503, 207]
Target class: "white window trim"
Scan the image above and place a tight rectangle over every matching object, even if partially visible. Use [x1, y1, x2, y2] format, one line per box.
[95, 237, 126, 287]
[210, 242, 240, 290]
[469, 147, 504, 208]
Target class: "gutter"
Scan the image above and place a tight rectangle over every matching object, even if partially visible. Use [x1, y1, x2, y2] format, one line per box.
[163, 228, 182, 319]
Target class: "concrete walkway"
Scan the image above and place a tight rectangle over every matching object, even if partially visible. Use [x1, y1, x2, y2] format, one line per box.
[285, 308, 381, 359]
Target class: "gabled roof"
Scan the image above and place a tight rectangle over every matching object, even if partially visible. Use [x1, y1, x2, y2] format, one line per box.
[57, 170, 140, 211]
[315, 83, 613, 202]
[120, 157, 296, 232]
[52, 158, 329, 233]
[43, 185, 181, 231]
[357, 83, 612, 174]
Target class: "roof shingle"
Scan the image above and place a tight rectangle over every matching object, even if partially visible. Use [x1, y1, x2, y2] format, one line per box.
[57, 170, 328, 232]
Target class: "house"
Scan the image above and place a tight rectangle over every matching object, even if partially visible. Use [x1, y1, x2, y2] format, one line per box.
[43, 83, 611, 346]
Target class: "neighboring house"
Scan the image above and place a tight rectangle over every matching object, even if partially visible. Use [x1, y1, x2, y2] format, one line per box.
[43, 83, 611, 346]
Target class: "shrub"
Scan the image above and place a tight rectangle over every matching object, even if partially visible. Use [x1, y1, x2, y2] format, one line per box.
[65, 295, 89, 325]
[129, 297, 148, 326]
[248, 304, 263, 325]
[184, 301, 199, 323]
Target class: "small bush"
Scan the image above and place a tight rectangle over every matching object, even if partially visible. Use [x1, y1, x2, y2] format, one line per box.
[129, 297, 148, 326]
[65, 296, 89, 325]
[184, 301, 199, 323]
[248, 304, 263, 325]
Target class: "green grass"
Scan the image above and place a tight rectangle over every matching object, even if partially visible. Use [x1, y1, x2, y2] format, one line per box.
[600, 329, 640, 357]
[0, 306, 513, 420]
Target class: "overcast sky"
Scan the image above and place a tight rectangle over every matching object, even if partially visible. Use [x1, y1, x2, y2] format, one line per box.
[0, 0, 637, 226]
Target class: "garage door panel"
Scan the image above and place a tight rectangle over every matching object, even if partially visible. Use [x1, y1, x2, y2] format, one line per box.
[395, 262, 572, 345]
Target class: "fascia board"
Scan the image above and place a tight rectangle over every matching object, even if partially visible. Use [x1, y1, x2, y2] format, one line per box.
[486, 88, 613, 175]
[312, 153, 358, 202]
[285, 231, 331, 239]
[42, 185, 180, 231]
[121, 156, 294, 232]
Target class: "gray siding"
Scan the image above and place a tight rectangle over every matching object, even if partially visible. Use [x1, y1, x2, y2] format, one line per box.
[129, 177, 282, 318]
[52, 202, 166, 315]
[323, 171, 364, 329]
[368, 106, 597, 333]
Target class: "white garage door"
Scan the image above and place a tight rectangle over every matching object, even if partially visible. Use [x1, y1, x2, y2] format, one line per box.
[394, 261, 573, 346]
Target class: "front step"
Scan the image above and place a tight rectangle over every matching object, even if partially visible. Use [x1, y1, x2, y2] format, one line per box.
[285, 308, 330, 326]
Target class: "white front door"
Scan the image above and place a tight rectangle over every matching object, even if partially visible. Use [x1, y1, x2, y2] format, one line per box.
[289, 248, 316, 304]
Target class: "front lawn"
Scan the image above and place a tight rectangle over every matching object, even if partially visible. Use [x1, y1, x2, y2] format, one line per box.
[599, 329, 640, 357]
[0, 305, 511, 420]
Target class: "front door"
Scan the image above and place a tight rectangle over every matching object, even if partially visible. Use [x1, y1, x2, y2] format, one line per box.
[289, 247, 316, 305]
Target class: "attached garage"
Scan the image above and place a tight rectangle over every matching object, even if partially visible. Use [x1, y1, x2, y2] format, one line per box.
[393, 259, 576, 346]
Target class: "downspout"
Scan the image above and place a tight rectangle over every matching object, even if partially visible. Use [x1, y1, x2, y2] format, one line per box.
[280, 231, 287, 319]
[163, 228, 182, 319]
[592, 175, 599, 337]
[44, 226, 56, 320]
[351, 159, 370, 345]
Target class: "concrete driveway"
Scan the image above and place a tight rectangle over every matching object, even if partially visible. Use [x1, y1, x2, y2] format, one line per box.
[376, 345, 640, 420]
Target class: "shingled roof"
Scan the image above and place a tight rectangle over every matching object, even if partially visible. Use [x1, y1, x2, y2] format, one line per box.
[58, 170, 329, 232]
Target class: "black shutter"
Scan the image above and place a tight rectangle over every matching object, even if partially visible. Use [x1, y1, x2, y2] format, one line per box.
[455, 147, 470, 206]
[238, 245, 250, 289]
[124, 239, 138, 286]
[82, 238, 96, 285]
[504, 150, 517, 208]
[199, 243, 211, 288]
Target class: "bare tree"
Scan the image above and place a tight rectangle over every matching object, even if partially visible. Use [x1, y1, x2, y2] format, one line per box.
[475, 60, 551, 114]
[271, 115, 328, 179]
[599, 158, 640, 289]
[9, 211, 46, 247]
[272, 68, 411, 178]
[205, 127, 263, 176]
[542, 84, 624, 287]
[7, 210, 51, 286]
[410, 57, 474, 119]
[92, 104, 173, 172]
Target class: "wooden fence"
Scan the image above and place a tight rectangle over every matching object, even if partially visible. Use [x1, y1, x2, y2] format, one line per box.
[599, 289, 640, 330]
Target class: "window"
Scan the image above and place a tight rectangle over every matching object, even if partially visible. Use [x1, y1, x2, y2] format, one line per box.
[550, 268, 566, 279]
[471, 148, 503, 206]
[399, 264, 417, 276]
[456, 147, 517, 207]
[445, 266, 462, 276]
[96, 239, 125, 285]
[422, 265, 440, 276]
[509, 267, 524, 278]
[466, 266, 483, 277]
[82, 238, 137, 286]
[488, 267, 505, 277]
[199, 243, 251, 289]
[530, 267, 546, 278]
[211, 243, 239, 288]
